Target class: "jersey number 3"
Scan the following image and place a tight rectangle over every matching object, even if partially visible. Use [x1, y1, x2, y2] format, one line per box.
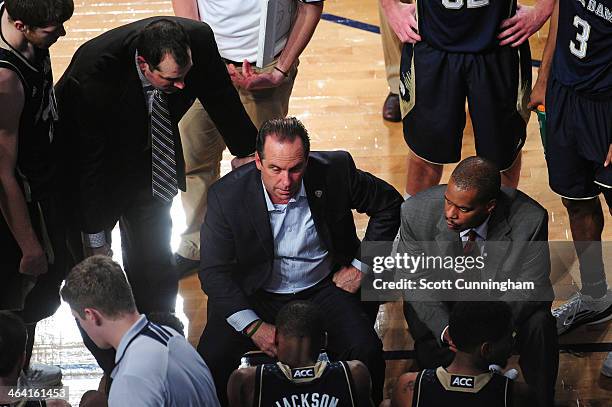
[442, 0, 489, 9]
[570, 15, 591, 59]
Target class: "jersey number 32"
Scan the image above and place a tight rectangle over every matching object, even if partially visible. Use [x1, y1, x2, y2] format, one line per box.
[442, 0, 489, 9]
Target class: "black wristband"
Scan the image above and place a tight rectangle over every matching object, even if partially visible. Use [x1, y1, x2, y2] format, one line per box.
[274, 66, 289, 78]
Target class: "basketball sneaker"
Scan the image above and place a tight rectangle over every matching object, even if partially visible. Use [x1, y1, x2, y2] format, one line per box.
[552, 291, 612, 335]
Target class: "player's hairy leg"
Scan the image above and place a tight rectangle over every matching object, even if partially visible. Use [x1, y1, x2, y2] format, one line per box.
[405, 153, 443, 196]
[501, 151, 522, 189]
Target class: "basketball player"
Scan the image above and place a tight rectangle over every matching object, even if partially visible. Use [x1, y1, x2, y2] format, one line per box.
[227, 301, 374, 407]
[380, 0, 554, 195]
[388, 302, 534, 407]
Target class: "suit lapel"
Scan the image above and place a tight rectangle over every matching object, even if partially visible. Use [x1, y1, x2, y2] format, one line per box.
[244, 170, 274, 259]
[119, 63, 149, 140]
[303, 159, 333, 252]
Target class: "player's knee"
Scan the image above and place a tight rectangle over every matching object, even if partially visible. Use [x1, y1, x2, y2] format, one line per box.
[561, 196, 600, 217]
[602, 188, 612, 214]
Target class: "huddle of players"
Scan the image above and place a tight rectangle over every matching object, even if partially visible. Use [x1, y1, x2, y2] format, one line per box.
[1, 0, 610, 406]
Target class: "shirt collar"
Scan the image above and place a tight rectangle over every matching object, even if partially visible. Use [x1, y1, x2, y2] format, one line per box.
[459, 216, 490, 240]
[262, 180, 306, 212]
[114, 314, 148, 364]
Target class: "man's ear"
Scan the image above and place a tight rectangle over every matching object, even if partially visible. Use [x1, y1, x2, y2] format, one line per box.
[486, 199, 497, 215]
[136, 55, 150, 73]
[84, 308, 104, 326]
[255, 151, 263, 170]
[480, 341, 492, 360]
[13, 20, 27, 32]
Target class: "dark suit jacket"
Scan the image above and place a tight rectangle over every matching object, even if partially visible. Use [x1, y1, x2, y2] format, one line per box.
[200, 150, 403, 319]
[399, 185, 554, 341]
[55, 17, 257, 233]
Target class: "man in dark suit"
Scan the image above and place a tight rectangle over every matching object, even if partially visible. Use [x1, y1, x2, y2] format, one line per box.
[54, 18, 257, 372]
[398, 156, 558, 407]
[198, 117, 402, 404]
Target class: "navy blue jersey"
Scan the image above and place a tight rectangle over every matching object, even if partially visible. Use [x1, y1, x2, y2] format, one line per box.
[417, 0, 516, 52]
[0, 3, 59, 201]
[412, 368, 512, 407]
[552, 0, 612, 98]
[253, 361, 359, 407]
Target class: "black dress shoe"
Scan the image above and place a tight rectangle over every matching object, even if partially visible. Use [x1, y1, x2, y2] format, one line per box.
[174, 253, 200, 278]
[382, 92, 401, 122]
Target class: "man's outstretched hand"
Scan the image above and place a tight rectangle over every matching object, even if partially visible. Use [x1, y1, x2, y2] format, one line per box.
[227, 61, 286, 91]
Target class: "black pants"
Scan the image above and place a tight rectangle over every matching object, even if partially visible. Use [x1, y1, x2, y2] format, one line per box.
[74, 182, 178, 373]
[404, 302, 559, 407]
[198, 277, 385, 406]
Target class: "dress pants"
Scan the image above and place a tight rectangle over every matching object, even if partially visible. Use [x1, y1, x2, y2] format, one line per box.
[77, 179, 178, 373]
[378, 0, 408, 94]
[404, 302, 559, 407]
[176, 60, 297, 260]
[198, 277, 385, 406]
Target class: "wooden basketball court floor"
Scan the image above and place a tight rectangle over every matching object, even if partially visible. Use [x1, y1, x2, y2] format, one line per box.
[28, 0, 611, 405]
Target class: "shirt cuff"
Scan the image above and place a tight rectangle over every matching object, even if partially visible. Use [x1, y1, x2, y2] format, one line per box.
[351, 258, 369, 274]
[227, 309, 260, 332]
[84, 231, 107, 248]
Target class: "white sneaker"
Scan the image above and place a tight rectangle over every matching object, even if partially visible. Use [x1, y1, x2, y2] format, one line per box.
[20, 363, 62, 387]
[551, 291, 612, 335]
[602, 352, 612, 378]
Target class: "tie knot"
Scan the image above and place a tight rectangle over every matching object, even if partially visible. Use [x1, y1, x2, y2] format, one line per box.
[467, 229, 478, 242]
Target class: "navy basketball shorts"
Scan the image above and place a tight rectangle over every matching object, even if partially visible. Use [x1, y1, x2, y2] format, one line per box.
[399, 41, 532, 170]
[545, 77, 612, 199]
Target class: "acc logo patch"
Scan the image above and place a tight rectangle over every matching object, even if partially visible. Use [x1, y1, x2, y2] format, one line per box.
[292, 367, 315, 379]
[450, 375, 475, 389]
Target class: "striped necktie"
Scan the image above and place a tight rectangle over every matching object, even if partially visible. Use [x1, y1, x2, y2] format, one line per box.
[151, 89, 178, 202]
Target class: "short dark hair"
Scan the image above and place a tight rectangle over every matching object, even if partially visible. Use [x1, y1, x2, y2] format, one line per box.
[135, 19, 191, 71]
[61, 256, 137, 319]
[0, 311, 27, 377]
[450, 156, 500, 204]
[449, 301, 512, 353]
[5, 0, 74, 27]
[256, 117, 310, 160]
[276, 301, 323, 354]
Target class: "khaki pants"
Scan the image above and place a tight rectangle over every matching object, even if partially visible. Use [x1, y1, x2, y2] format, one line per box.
[177, 60, 297, 260]
[378, 0, 409, 94]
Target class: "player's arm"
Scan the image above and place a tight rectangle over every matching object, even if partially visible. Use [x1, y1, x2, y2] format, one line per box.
[227, 367, 256, 407]
[529, 0, 559, 109]
[499, 0, 555, 47]
[379, 0, 420, 44]
[0, 68, 47, 276]
[390, 372, 418, 407]
[346, 361, 375, 407]
[171, 0, 200, 21]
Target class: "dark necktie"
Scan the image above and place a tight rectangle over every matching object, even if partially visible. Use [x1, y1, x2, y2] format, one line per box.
[151, 89, 178, 202]
[463, 229, 478, 256]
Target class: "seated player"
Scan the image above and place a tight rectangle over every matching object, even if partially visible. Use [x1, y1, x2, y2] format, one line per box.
[0, 311, 70, 407]
[227, 301, 374, 407]
[60, 256, 220, 407]
[388, 302, 533, 407]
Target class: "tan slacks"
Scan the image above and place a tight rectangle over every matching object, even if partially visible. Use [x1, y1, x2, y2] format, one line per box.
[177, 60, 297, 260]
[378, 0, 409, 94]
